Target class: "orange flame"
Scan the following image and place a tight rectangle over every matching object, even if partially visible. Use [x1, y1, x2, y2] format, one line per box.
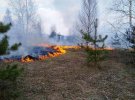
[21, 56, 34, 63]
[21, 45, 80, 63]
[2, 44, 113, 63]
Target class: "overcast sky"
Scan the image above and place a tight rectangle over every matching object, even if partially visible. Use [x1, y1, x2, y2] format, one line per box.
[0, 0, 113, 36]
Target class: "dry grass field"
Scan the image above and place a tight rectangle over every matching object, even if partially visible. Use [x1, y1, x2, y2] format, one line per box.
[0, 49, 135, 100]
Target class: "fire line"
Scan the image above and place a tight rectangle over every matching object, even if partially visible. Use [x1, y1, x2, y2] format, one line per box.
[21, 45, 80, 63]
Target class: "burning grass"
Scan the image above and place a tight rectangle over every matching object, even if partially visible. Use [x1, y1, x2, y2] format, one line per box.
[21, 45, 80, 63]
[1, 44, 114, 63]
[0, 45, 81, 63]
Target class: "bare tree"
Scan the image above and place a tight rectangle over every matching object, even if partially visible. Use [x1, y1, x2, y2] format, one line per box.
[110, 0, 135, 66]
[110, 0, 135, 48]
[77, 0, 97, 46]
[3, 9, 13, 24]
[111, 0, 135, 28]
[8, 0, 38, 34]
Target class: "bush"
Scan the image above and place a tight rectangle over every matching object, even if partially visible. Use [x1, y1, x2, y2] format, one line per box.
[85, 48, 107, 69]
[0, 64, 24, 100]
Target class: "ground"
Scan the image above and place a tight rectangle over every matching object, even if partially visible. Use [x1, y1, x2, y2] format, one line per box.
[2, 49, 135, 100]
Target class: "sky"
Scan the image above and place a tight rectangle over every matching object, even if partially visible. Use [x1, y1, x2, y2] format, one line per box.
[0, 0, 113, 36]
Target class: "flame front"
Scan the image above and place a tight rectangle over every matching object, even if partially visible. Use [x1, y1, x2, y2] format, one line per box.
[38, 46, 67, 61]
[21, 45, 80, 63]
[21, 56, 34, 63]
[1, 45, 113, 63]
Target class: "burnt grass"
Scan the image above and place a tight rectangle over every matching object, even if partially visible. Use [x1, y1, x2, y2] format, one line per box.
[1, 49, 135, 100]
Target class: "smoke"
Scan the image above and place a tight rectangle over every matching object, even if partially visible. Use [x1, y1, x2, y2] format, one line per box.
[0, 0, 81, 56]
[38, 8, 69, 36]
[35, 0, 81, 36]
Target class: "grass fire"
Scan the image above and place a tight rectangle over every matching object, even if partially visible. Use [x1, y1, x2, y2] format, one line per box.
[0, 45, 81, 63]
[0, 0, 135, 100]
[21, 45, 68, 63]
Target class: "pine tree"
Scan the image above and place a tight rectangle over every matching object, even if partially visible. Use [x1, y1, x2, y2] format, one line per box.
[111, 33, 121, 49]
[0, 22, 21, 55]
[49, 26, 57, 39]
[3, 9, 12, 24]
[0, 22, 23, 99]
[126, 26, 135, 50]
[126, 26, 135, 65]
[0, 22, 11, 33]
[49, 31, 57, 38]
[81, 19, 108, 69]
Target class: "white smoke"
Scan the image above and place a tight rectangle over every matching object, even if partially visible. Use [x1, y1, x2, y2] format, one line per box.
[38, 8, 69, 36]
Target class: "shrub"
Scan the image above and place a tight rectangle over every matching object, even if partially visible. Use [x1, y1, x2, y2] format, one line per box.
[0, 64, 24, 100]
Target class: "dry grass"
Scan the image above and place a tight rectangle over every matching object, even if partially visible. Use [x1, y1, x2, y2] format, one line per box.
[0, 49, 135, 100]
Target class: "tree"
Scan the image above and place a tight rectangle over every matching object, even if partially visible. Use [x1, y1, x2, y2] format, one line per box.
[111, 33, 121, 48]
[8, 0, 38, 34]
[0, 22, 21, 55]
[111, 0, 135, 28]
[125, 26, 135, 65]
[49, 26, 57, 38]
[3, 9, 13, 24]
[81, 19, 108, 69]
[110, 0, 135, 48]
[8, 0, 44, 46]
[77, 0, 97, 46]
[0, 22, 23, 99]
[0, 64, 24, 100]
[77, 0, 108, 69]
[129, 26, 135, 49]
[110, 0, 135, 66]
